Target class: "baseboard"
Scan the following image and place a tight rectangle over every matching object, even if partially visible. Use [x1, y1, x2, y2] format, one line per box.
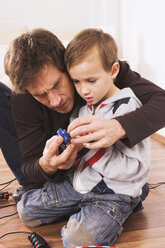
[151, 133, 165, 145]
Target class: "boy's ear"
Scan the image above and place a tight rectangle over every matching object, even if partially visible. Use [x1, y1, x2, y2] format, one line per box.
[110, 62, 119, 79]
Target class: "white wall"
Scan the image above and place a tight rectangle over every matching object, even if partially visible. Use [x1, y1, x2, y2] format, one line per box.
[1, 0, 164, 87]
[120, 0, 165, 88]
[120, 0, 165, 136]
[0, 0, 90, 32]
[0, 0, 119, 35]
[0, 0, 164, 135]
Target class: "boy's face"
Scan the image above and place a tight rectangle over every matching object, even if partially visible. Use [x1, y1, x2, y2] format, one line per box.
[68, 46, 119, 105]
[26, 63, 75, 113]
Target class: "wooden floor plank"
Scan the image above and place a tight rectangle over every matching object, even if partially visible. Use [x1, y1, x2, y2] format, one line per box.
[0, 137, 165, 248]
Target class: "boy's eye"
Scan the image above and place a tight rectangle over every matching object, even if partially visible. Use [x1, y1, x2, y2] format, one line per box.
[73, 80, 79, 84]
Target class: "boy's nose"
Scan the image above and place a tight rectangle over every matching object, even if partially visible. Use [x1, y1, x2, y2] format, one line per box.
[81, 86, 90, 96]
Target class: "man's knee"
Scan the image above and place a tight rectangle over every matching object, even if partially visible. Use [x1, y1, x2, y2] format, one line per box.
[17, 202, 42, 227]
[63, 219, 95, 246]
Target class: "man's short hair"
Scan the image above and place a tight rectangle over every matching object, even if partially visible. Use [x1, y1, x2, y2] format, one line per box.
[4, 28, 66, 93]
[65, 28, 118, 72]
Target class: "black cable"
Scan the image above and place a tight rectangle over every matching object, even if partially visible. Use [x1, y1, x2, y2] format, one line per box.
[0, 178, 16, 186]
[0, 231, 30, 239]
[0, 178, 16, 191]
[0, 181, 50, 247]
[0, 211, 18, 219]
[0, 231, 50, 247]
[0, 183, 12, 191]
[0, 204, 16, 208]
[148, 181, 165, 189]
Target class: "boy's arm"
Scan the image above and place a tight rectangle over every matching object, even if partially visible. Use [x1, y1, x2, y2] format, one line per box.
[68, 116, 125, 149]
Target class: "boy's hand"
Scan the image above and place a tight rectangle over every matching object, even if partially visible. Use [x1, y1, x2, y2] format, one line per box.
[39, 135, 78, 174]
[67, 115, 126, 149]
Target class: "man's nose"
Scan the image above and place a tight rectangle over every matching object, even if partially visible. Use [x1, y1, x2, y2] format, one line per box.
[47, 91, 61, 107]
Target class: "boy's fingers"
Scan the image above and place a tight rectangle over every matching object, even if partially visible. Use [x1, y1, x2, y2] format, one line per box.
[68, 115, 94, 133]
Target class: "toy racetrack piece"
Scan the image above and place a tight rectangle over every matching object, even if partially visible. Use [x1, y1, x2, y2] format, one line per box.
[57, 128, 71, 151]
[28, 232, 49, 248]
[72, 246, 116, 248]
[0, 191, 13, 200]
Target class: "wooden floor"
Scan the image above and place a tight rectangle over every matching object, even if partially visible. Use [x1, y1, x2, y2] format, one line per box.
[0, 137, 165, 248]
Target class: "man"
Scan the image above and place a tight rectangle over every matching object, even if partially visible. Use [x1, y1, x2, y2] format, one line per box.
[3, 28, 165, 246]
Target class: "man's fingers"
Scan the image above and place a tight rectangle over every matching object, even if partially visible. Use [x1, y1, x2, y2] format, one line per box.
[58, 162, 72, 170]
[40, 137, 77, 174]
[57, 143, 79, 169]
[55, 143, 76, 165]
[43, 136, 63, 160]
[45, 135, 57, 148]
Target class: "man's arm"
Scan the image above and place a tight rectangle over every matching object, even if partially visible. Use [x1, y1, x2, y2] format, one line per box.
[115, 61, 165, 147]
[11, 93, 76, 183]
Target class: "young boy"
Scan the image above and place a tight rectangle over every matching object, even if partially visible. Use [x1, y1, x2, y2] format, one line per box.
[63, 28, 150, 246]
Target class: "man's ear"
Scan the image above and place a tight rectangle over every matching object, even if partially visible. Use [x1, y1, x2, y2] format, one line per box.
[110, 62, 120, 79]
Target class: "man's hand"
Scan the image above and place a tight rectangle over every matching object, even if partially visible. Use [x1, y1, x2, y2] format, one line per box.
[67, 115, 126, 149]
[39, 135, 79, 175]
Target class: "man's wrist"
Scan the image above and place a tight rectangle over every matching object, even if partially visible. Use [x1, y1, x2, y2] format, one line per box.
[39, 156, 57, 176]
[113, 119, 126, 140]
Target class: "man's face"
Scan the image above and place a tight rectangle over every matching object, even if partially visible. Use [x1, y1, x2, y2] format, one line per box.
[26, 64, 75, 114]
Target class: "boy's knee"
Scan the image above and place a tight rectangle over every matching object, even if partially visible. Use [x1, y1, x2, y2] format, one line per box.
[63, 219, 95, 246]
[17, 202, 42, 227]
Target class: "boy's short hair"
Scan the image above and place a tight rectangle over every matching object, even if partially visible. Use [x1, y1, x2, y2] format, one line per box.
[4, 28, 66, 93]
[65, 28, 118, 71]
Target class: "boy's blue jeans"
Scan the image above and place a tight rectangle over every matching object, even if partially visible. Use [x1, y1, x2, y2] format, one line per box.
[0, 82, 29, 185]
[17, 173, 141, 247]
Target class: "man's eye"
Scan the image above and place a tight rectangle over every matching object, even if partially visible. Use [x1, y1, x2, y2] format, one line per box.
[33, 92, 46, 98]
[36, 94, 46, 99]
[88, 79, 96, 83]
[53, 81, 60, 89]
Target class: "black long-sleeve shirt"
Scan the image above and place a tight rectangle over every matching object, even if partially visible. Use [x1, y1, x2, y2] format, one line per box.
[11, 61, 165, 183]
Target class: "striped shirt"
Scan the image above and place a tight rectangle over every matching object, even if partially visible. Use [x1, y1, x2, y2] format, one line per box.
[70, 88, 150, 198]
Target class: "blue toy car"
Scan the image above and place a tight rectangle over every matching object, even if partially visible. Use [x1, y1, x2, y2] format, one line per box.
[57, 128, 71, 151]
